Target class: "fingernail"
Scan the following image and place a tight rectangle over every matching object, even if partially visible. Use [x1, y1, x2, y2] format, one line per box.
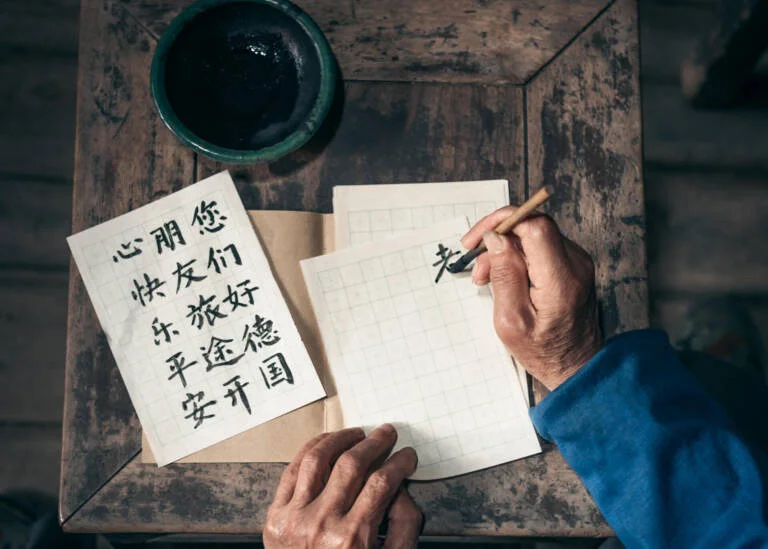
[351, 427, 365, 438]
[378, 423, 396, 436]
[482, 231, 504, 253]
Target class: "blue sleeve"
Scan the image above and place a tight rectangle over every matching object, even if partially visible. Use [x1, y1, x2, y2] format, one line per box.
[530, 329, 768, 549]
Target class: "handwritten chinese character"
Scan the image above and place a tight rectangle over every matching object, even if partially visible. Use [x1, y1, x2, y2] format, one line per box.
[201, 336, 245, 371]
[243, 314, 281, 353]
[172, 258, 207, 293]
[186, 294, 227, 329]
[223, 375, 251, 415]
[192, 200, 227, 234]
[166, 351, 197, 388]
[260, 352, 294, 389]
[432, 243, 460, 283]
[130, 273, 166, 306]
[182, 391, 216, 428]
[150, 220, 186, 254]
[223, 279, 259, 312]
[152, 317, 179, 346]
[112, 238, 144, 263]
[207, 243, 242, 274]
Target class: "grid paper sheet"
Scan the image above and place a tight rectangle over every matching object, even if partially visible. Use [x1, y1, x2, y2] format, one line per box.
[67, 172, 325, 466]
[301, 218, 541, 480]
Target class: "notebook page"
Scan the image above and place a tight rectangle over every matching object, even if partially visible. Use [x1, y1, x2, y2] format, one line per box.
[301, 218, 541, 480]
[67, 172, 325, 466]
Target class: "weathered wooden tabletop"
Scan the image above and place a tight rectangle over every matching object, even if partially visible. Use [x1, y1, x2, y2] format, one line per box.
[61, 0, 647, 538]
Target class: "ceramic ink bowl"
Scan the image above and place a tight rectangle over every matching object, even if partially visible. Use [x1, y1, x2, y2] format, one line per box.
[151, 0, 336, 163]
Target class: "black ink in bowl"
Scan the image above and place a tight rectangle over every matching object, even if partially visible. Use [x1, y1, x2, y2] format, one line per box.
[151, 0, 336, 163]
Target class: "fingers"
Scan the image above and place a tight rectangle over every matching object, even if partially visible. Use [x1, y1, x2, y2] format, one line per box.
[273, 432, 330, 506]
[510, 215, 571, 294]
[460, 206, 518, 250]
[321, 424, 399, 512]
[292, 428, 366, 505]
[382, 489, 423, 549]
[348, 447, 418, 526]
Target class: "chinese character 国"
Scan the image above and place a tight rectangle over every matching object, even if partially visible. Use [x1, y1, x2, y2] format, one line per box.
[259, 352, 293, 389]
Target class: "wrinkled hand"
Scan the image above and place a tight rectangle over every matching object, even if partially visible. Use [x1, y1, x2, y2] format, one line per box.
[265, 424, 422, 549]
[462, 209, 603, 390]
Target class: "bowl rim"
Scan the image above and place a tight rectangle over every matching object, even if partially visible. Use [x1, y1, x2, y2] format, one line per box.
[150, 0, 336, 164]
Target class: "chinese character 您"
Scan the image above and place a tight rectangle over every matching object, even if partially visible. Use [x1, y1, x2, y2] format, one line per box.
[130, 273, 166, 306]
[172, 258, 207, 293]
[223, 375, 252, 415]
[192, 200, 228, 235]
[242, 314, 280, 353]
[112, 238, 144, 263]
[223, 279, 259, 312]
[186, 294, 227, 329]
[150, 220, 186, 254]
[201, 336, 245, 371]
[259, 352, 293, 389]
[207, 243, 242, 274]
[432, 243, 460, 283]
[166, 351, 197, 388]
[152, 317, 179, 346]
[182, 391, 216, 429]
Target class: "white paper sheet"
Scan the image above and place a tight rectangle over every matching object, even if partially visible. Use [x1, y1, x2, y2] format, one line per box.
[301, 218, 541, 480]
[67, 172, 325, 466]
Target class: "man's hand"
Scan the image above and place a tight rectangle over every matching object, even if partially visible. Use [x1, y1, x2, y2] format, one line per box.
[265, 424, 422, 549]
[462, 209, 603, 390]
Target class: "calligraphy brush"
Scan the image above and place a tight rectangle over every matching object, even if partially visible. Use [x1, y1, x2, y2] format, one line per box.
[447, 185, 554, 274]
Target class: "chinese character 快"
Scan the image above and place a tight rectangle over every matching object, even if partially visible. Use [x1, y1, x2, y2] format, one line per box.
[182, 391, 216, 429]
[130, 273, 166, 306]
[191, 200, 227, 235]
[223, 375, 252, 415]
[259, 352, 294, 389]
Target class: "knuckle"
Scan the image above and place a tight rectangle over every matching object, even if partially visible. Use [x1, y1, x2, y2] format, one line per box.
[335, 452, 364, 477]
[368, 469, 397, 495]
[495, 310, 530, 340]
[302, 451, 329, 476]
[523, 215, 559, 241]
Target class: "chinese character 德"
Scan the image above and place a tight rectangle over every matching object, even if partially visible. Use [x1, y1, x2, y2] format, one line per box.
[150, 220, 186, 254]
[186, 294, 227, 329]
[112, 238, 144, 263]
[259, 352, 293, 389]
[182, 391, 216, 429]
[172, 258, 207, 293]
[223, 375, 252, 415]
[432, 243, 460, 283]
[166, 351, 197, 388]
[242, 314, 280, 353]
[130, 273, 166, 306]
[207, 243, 242, 274]
[201, 336, 245, 371]
[152, 317, 179, 346]
[223, 279, 259, 312]
[192, 200, 227, 235]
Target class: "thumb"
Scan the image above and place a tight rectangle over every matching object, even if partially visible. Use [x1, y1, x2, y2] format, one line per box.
[482, 231, 535, 343]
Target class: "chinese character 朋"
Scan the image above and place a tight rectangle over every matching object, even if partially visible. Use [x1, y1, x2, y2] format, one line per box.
[186, 294, 227, 329]
[432, 243, 460, 283]
[152, 317, 179, 346]
[166, 351, 197, 388]
[243, 314, 280, 353]
[172, 258, 207, 293]
[223, 375, 252, 415]
[130, 273, 166, 306]
[112, 238, 144, 263]
[182, 391, 216, 429]
[260, 352, 293, 389]
[207, 243, 242, 274]
[223, 279, 259, 312]
[201, 336, 245, 371]
[150, 220, 186, 254]
[192, 200, 228, 234]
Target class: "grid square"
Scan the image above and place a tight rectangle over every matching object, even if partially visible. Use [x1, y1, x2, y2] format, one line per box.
[365, 278, 390, 301]
[387, 273, 411, 296]
[370, 210, 392, 231]
[401, 247, 423, 269]
[360, 257, 384, 280]
[391, 209, 413, 230]
[393, 293, 418, 315]
[381, 253, 405, 276]
[348, 212, 371, 232]
[346, 283, 369, 307]
[340, 263, 364, 285]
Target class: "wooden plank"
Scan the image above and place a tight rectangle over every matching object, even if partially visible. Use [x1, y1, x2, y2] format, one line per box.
[0, 179, 72, 268]
[120, 0, 610, 84]
[0, 0, 80, 57]
[198, 82, 526, 212]
[645, 169, 768, 294]
[527, 0, 648, 339]
[0, 424, 63, 497]
[0, 272, 69, 423]
[61, 0, 195, 525]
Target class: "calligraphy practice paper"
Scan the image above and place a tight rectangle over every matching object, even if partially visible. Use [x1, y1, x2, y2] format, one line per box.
[301, 218, 541, 480]
[68, 172, 325, 466]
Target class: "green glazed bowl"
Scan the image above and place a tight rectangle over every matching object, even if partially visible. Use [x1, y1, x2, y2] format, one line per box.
[151, 0, 336, 163]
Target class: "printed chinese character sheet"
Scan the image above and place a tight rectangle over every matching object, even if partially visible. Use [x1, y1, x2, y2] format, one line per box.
[67, 172, 325, 466]
[301, 218, 541, 480]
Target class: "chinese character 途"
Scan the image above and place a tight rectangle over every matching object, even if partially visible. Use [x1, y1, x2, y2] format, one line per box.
[242, 314, 281, 353]
[223, 279, 259, 312]
[192, 200, 228, 235]
[166, 351, 197, 388]
[150, 220, 186, 254]
[130, 273, 166, 306]
[207, 243, 242, 274]
[112, 238, 144, 263]
[432, 243, 460, 283]
[259, 352, 294, 389]
[172, 258, 207, 293]
[151, 317, 179, 346]
[182, 391, 216, 429]
[201, 336, 245, 371]
[223, 375, 252, 415]
[186, 294, 227, 329]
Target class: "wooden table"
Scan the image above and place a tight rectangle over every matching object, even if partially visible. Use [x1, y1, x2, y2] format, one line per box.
[61, 0, 647, 539]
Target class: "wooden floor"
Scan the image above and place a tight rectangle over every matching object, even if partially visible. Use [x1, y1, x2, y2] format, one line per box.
[1, 0, 767, 534]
